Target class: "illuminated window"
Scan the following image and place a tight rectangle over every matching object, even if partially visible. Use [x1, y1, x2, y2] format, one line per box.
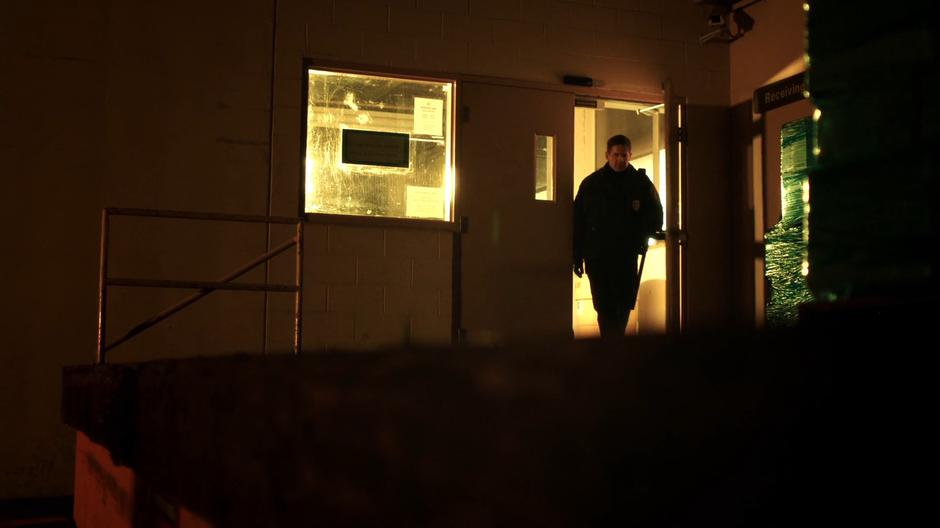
[535, 134, 555, 201]
[304, 68, 455, 221]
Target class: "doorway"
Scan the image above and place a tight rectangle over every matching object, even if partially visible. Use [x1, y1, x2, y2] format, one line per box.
[573, 99, 668, 337]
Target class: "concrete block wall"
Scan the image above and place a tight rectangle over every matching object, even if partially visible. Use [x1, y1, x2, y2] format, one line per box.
[265, 0, 732, 347]
[2, 0, 280, 498]
[3, 1, 112, 500]
[2, 0, 737, 499]
[275, 0, 729, 103]
[273, 224, 454, 352]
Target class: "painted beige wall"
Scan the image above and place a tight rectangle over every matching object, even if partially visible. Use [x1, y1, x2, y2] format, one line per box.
[728, 0, 808, 328]
[2, 0, 733, 498]
[3, 1, 111, 500]
[730, 0, 807, 106]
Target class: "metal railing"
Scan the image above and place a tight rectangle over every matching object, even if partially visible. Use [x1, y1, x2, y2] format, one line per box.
[96, 207, 304, 364]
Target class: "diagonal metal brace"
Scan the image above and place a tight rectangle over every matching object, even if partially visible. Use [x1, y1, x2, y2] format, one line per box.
[103, 236, 298, 356]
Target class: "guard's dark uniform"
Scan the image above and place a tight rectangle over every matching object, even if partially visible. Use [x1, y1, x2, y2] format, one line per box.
[573, 163, 663, 337]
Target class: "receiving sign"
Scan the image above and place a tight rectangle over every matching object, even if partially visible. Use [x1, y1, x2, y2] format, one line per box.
[753, 72, 807, 114]
[341, 129, 410, 168]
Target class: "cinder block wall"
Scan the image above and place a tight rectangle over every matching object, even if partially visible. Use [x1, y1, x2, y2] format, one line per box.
[267, 0, 733, 344]
[277, 0, 730, 101]
[2, 0, 733, 499]
[264, 224, 454, 352]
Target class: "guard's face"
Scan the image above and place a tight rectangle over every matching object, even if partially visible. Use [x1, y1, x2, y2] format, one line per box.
[606, 145, 631, 172]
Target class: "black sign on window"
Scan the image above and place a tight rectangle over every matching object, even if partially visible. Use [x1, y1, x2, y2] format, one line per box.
[341, 129, 410, 168]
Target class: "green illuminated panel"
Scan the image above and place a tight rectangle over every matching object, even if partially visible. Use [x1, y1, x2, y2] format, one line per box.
[765, 117, 815, 326]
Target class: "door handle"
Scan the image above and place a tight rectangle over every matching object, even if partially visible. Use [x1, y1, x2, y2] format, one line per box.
[666, 229, 688, 245]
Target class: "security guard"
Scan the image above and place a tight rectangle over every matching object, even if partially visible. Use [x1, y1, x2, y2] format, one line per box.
[573, 134, 663, 338]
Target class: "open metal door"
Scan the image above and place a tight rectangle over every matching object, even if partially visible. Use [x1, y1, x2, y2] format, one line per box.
[458, 82, 574, 344]
[664, 81, 688, 334]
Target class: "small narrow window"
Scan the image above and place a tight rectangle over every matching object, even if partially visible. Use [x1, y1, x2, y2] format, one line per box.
[304, 68, 455, 221]
[534, 134, 555, 201]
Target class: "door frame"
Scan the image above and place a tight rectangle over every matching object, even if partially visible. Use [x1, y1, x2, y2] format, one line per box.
[664, 81, 688, 334]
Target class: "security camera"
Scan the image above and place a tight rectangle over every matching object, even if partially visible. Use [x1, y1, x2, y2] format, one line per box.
[732, 8, 755, 32]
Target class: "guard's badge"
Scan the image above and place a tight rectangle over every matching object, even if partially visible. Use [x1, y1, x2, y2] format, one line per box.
[632, 199, 641, 211]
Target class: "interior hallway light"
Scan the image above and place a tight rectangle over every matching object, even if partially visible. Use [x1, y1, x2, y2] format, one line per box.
[637, 103, 664, 116]
[813, 108, 822, 121]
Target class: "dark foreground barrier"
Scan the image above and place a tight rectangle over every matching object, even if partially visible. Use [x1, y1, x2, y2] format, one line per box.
[64, 313, 929, 527]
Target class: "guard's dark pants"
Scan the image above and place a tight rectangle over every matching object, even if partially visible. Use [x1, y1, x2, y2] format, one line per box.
[585, 256, 639, 339]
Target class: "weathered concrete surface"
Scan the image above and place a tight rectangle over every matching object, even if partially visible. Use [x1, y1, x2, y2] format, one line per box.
[72, 431, 212, 528]
[63, 324, 923, 527]
[62, 365, 137, 466]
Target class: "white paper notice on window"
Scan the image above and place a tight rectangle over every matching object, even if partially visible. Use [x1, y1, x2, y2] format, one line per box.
[413, 97, 443, 136]
[406, 185, 443, 219]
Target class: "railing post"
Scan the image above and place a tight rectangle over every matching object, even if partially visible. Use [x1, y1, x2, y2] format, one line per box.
[96, 209, 111, 364]
[293, 219, 304, 355]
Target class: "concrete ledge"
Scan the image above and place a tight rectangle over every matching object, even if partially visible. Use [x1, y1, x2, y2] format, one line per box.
[62, 329, 901, 526]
